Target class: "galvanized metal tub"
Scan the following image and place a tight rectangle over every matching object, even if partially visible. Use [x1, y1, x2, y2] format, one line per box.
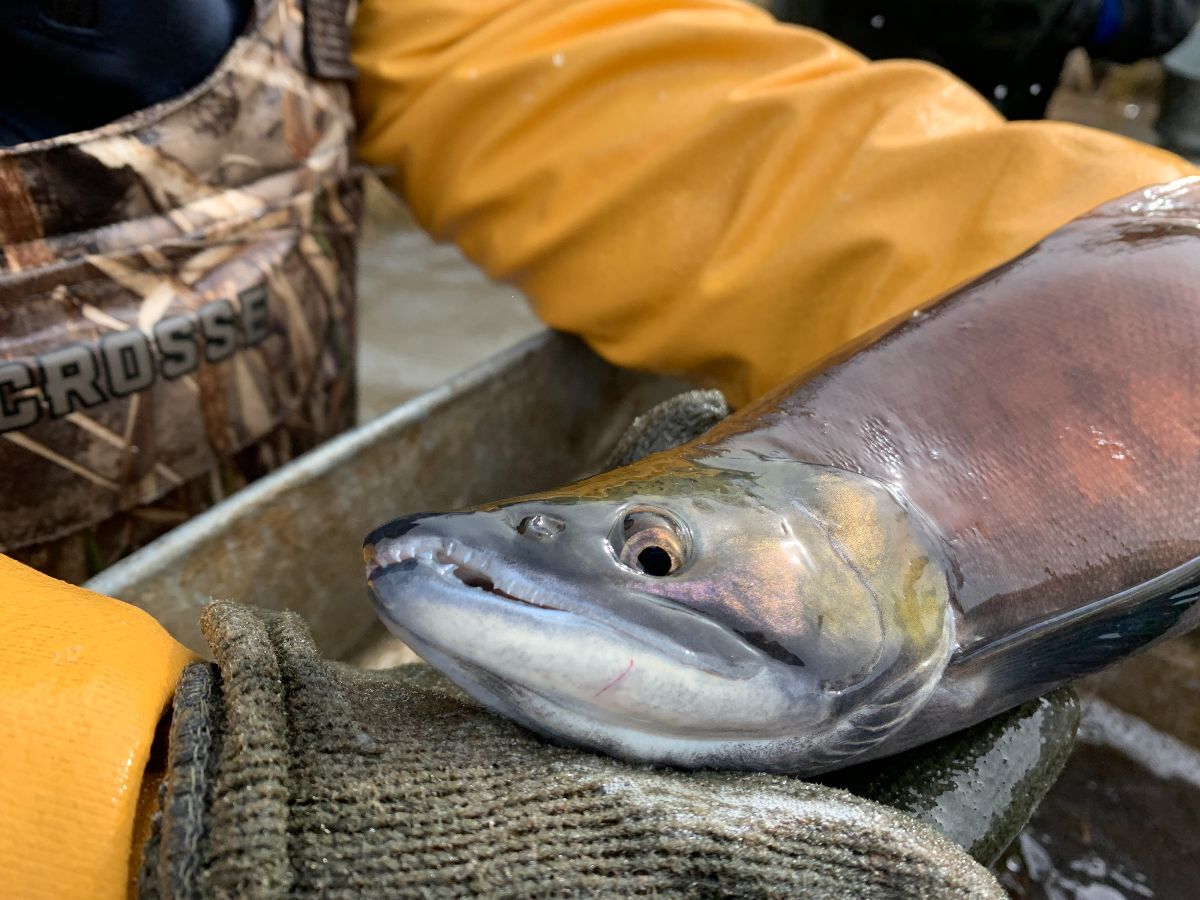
[87, 331, 681, 657]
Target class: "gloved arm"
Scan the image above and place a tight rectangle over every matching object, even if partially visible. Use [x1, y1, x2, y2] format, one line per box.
[0, 556, 196, 899]
[352, 0, 1197, 406]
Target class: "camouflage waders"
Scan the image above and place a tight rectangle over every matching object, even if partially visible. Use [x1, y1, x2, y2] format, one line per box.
[0, 0, 362, 581]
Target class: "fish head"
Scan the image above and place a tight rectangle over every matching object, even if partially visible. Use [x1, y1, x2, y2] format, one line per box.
[365, 449, 954, 773]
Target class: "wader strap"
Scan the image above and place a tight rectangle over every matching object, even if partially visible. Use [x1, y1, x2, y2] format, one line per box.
[303, 0, 356, 80]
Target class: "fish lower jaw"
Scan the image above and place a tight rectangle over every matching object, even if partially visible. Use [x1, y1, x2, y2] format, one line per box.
[368, 536, 563, 612]
[373, 596, 852, 772]
[396, 631, 812, 771]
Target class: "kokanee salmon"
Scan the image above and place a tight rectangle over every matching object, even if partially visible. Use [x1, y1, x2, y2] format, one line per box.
[365, 179, 1200, 775]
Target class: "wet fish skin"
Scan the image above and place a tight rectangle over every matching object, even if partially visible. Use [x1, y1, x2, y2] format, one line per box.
[366, 454, 954, 772]
[366, 178, 1200, 774]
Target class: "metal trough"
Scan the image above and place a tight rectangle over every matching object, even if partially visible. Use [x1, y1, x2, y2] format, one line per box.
[87, 331, 681, 657]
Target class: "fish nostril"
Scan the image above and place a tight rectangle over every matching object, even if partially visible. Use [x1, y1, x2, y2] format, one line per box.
[517, 514, 565, 539]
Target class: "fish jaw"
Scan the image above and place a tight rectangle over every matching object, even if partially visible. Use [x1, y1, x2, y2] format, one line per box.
[364, 524, 838, 769]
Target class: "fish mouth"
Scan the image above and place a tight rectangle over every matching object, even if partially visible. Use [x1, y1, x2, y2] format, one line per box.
[363, 527, 846, 766]
[365, 532, 783, 682]
[367, 536, 563, 613]
[365, 536, 838, 769]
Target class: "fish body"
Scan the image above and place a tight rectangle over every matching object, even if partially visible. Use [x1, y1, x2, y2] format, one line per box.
[366, 179, 1200, 775]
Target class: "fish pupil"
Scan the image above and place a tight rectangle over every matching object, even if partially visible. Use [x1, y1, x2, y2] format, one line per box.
[637, 545, 675, 576]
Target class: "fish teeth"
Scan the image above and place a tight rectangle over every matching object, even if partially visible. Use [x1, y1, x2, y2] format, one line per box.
[377, 536, 558, 611]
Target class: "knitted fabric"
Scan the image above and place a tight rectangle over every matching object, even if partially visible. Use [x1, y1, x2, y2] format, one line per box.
[140, 601, 1005, 898]
[605, 390, 730, 469]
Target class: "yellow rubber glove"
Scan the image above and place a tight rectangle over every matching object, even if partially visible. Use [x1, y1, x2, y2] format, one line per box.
[353, 0, 1198, 406]
[0, 555, 195, 900]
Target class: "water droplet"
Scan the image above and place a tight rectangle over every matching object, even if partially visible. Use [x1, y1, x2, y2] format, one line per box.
[1029, 83, 1042, 96]
[870, 14, 885, 28]
[1123, 103, 1140, 120]
[993, 84, 1009, 101]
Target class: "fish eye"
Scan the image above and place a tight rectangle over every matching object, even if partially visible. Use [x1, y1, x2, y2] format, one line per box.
[609, 507, 690, 576]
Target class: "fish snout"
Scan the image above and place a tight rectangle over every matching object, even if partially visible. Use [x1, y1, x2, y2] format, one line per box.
[362, 510, 471, 578]
[363, 506, 564, 588]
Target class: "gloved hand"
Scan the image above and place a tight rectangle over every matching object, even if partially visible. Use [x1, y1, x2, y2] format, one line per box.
[139, 393, 1079, 898]
[140, 601, 1013, 899]
[0, 554, 196, 900]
